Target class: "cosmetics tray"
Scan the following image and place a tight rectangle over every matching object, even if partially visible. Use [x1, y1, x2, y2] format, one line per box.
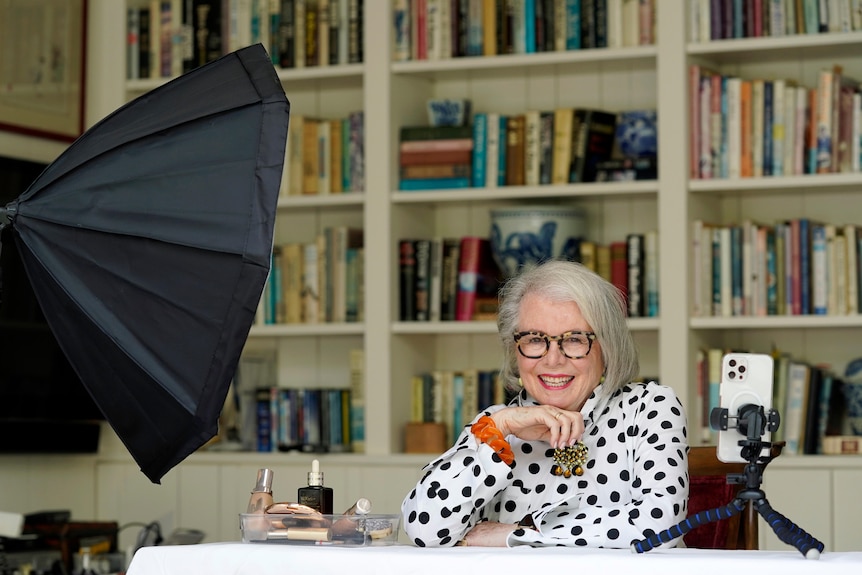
[239, 513, 400, 547]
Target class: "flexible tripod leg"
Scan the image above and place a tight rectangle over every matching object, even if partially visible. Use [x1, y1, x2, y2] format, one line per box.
[753, 497, 824, 559]
[631, 499, 746, 553]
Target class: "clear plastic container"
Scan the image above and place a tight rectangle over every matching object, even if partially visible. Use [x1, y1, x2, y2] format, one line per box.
[239, 513, 400, 546]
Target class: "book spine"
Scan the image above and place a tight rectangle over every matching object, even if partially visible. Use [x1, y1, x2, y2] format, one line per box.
[610, 241, 629, 310]
[398, 177, 471, 190]
[505, 114, 526, 185]
[565, 0, 582, 49]
[455, 237, 483, 321]
[414, 239, 431, 321]
[524, 110, 541, 186]
[485, 112, 500, 188]
[399, 239, 417, 321]
[393, 0, 410, 60]
[626, 233, 645, 317]
[348, 110, 364, 192]
[811, 223, 828, 314]
[552, 108, 573, 184]
[472, 112, 488, 187]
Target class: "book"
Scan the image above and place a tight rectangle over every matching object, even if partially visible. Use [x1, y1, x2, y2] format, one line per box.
[802, 365, 824, 454]
[569, 108, 618, 183]
[348, 110, 365, 191]
[538, 110, 555, 184]
[281, 242, 304, 324]
[524, 110, 541, 186]
[784, 361, 811, 455]
[400, 164, 471, 179]
[645, 230, 659, 317]
[440, 237, 461, 321]
[428, 238, 444, 322]
[413, 239, 432, 321]
[823, 435, 862, 454]
[127, 7, 140, 80]
[485, 112, 501, 187]
[400, 125, 474, 141]
[552, 108, 574, 184]
[399, 176, 471, 190]
[455, 237, 498, 321]
[399, 239, 418, 321]
[472, 112, 487, 187]
[505, 114, 526, 186]
[399, 150, 472, 167]
[330, 227, 363, 323]
[610, 240, 629, 308]
[626, 233, 645, 317]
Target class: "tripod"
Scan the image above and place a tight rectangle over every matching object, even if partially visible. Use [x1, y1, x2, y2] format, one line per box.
[632, 405, 825, 559]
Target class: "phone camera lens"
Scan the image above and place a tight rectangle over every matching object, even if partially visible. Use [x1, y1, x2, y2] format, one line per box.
[728, 371, 736, 380]
[729, 359, 737, 367]
[739, 365, 746, 374]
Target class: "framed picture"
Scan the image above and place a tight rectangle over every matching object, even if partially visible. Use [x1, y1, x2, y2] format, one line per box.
[0, 0, 87, 142]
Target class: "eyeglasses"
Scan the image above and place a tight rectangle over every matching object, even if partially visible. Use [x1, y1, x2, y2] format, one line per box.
[513, 330, 597, 360]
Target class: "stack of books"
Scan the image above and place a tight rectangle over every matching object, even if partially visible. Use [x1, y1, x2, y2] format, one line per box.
[398, 125, 473, 190]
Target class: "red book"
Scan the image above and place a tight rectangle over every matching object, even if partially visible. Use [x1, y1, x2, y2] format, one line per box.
[400, 149, 472, 166]
[610, 241, 629, 311]
[455, 237, 499, 321]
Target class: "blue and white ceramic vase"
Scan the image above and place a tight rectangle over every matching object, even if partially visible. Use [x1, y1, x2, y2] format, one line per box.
[489, 206, 587, 278]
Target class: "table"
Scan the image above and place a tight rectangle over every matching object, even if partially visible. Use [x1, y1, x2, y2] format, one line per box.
[126, 541, 862, 575]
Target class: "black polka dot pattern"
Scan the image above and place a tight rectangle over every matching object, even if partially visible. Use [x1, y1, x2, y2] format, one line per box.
[401, 381, 688, 549]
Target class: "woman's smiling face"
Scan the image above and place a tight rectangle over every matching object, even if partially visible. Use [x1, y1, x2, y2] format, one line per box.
[515, 292, 605, 412]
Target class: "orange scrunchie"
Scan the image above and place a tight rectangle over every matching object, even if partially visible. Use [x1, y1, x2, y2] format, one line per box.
[471, 416, 515, 465]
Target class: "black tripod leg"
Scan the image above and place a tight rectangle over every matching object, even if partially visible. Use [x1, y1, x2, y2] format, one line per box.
[631, 499, 745, 553]
[755, 498, 825, 559]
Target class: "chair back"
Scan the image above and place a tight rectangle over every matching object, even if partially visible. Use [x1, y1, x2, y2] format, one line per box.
[684, 446, 755, 550]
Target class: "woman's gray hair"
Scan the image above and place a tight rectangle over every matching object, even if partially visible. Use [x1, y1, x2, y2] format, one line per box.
[496, 259, 639, 400]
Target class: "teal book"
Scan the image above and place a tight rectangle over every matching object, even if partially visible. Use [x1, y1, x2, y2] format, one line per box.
[497, 115, 508, 186]
[565, 0, 581, 50]
[399, 177, 471, 191]
[472, 113, 487, 187]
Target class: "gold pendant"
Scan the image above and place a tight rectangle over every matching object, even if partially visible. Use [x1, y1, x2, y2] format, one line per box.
[552, 441, 588, 478]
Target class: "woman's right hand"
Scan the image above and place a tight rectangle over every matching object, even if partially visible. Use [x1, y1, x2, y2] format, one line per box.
[490, 405, 584, 449]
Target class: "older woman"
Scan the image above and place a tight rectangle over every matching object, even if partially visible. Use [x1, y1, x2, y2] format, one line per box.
[401, 259, 688, 548]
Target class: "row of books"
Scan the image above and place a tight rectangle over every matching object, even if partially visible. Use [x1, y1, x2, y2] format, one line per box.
[398, 231, 659, 322]
[692, 218, 861, 318]
[126, 0, 365, 81]
[392, 0, 656, 62]
[399, 236, 502, 322]
[571, 234, 660, 318]
[398, 107, 658, 190]
[696, 348, 856, 456]
[281, 112, 365, 196]
[409, 368, 514, 447]
[689, 0, 862, 43]
[255, 386, 358, 452]
[257, 227, 364, 325]
[689, 64, 861, 180]
[244, 348, 364, 453]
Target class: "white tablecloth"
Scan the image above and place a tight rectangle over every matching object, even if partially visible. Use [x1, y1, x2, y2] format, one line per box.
[126, 541, 862, 575]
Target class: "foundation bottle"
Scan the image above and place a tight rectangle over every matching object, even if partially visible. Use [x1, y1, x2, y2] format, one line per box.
[246, 468, 275, 514]
[297, 459, 333, 514]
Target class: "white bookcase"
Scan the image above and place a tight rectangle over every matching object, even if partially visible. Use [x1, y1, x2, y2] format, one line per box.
[1, 0, 861, 552]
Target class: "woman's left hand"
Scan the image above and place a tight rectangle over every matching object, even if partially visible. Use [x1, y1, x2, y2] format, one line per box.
[460, 521, 519, 547]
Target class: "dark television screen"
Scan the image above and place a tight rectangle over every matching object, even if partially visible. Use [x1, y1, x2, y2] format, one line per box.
[0, 156, 104, 452]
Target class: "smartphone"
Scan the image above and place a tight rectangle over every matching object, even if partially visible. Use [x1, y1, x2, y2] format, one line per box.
[715, 352, 774, 463]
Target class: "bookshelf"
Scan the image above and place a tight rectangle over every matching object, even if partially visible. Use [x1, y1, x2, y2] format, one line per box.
[2, 0, 862, 552]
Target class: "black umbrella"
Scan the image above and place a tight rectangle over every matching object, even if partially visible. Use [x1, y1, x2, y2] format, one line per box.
[0, 44, 289, 483]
